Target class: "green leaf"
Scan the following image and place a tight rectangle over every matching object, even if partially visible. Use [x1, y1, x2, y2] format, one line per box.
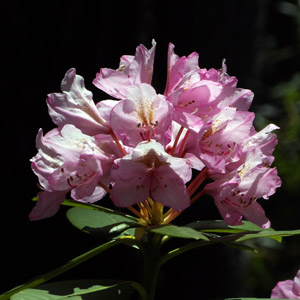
[67, 207, 139, 239]
[150, 224, 209, 240]
[185, 220, 300, 244]
[33, 197, 138, 222]
[223, 242, 258, 253]
[235, 229, 300, 242]
[10, 280, 134, 300]
[186, 220, 269, 233]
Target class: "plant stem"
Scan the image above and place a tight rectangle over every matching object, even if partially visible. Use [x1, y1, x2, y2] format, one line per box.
[157, 240, 211, 269]
[142, 233, 162, 300]
[0, 237, 138, 300]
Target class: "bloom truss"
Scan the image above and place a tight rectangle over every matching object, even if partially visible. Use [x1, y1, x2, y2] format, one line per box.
[30, 40, 281, 229]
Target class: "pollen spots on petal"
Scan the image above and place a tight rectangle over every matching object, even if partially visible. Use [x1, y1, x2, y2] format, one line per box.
[66, 137, 88, 150]
[67, 170, 96, 189]
[201, 119, 223, 141]
[182, 79, 195, 91]
[136, 183, 145, 190]
[179, 99, 196, 109]
[136, 149, 168, 169]
[238, 164, 251, 179]
[230, 189, 257, 208]
[152, 185, 159, 192]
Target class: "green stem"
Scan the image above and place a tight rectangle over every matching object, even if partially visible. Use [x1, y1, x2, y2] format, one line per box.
[0, 237, 137, 300]
[130, 281, 148, 300]
[142, 233, 162, 300]
[157, 240, 211, 269]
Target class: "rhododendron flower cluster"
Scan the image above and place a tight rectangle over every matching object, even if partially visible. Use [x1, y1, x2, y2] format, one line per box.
[30, 40, 281, 228]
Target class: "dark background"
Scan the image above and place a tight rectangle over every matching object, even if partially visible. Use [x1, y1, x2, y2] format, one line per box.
[1, 0, 300, 299]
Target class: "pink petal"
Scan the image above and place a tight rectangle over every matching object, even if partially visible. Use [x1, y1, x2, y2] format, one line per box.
[241, 202, 271, 229]
[151, 175, 190, 211]
[47, 68, 109, 135]
[29, 191, 66, 221]
[271, 280, 300, 299]
[93, 41, 156, 99]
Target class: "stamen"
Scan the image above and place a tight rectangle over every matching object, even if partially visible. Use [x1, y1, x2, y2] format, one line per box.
[162, 207, 173, 220]
[178, 130, 190, 158]
[67, 178, 77, 188]
[162, 208, 180, 224]
[170, 125, 184, 156]
[110, 129, 127, 157]
[98, 180, 111, 194]
[187, 168, 208, 196]
[190, 189, 205, 205]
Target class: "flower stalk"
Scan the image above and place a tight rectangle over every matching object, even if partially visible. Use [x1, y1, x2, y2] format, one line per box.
[142, 233, 162, 300]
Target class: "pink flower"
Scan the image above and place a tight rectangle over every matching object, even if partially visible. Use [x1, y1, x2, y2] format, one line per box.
[226, 123, 279, 174]
[204, 148, 281, 228]
[30, 124, 113, 220]
[110, 140, 192, 210]
[30, 41, 281, 228]
[110, 83, 173, 147]
[243, 123, 279, 161]
[271, 269, 300, 299]
[205, 60, 254, 112]
[196, 107, 255, 173]
[166, 121, 205, 171]
[93, 40, 156, 100]
[164, 45, 254, 133]
[164, 43, 200, 97]
[47, 68, 110, 136]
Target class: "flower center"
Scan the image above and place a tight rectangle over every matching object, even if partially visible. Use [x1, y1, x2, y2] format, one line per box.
[136, 96, 154, 127]
[136, 149, 167, 169]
